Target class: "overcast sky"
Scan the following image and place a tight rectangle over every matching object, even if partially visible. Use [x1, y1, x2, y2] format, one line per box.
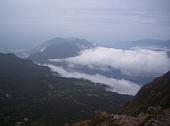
[0, 0, 170, 48]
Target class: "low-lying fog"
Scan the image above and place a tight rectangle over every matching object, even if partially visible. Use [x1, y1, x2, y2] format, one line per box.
[47, 46, 170, 95]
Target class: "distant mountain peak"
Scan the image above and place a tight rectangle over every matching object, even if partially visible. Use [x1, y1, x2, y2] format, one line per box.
[28, 37, 96, 62]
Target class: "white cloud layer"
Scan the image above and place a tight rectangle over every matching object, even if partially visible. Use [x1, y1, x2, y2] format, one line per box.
[47, 64, 140, 95]
[50, 47, 170, 77]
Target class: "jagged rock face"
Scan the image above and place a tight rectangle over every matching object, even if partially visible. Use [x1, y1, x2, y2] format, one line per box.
[121, 71, 170, 115]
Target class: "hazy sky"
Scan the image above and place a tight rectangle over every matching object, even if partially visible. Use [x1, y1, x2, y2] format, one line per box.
[1, 0, 170, 48]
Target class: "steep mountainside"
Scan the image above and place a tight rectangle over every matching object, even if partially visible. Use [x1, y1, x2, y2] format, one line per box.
[121, 71, 170, 115]
[28, 37, 95, 62]
[0, 53, 132, 126]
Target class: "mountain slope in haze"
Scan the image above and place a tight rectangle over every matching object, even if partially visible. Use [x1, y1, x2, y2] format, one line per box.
[0, 53, 132, 126]
[121, 70, 170, 115]
[28, 37, 95, 62]
[0, 53, 52, 78]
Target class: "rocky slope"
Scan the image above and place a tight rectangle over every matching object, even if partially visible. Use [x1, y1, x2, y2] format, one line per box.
[72, 108, 170, 126]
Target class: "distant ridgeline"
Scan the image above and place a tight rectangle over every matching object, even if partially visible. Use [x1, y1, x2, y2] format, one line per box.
[0, 53, 132, 126]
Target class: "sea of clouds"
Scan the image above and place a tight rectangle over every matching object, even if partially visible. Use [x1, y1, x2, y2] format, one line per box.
[50, 47, 170, 77]
[47, 47, 170, 95]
